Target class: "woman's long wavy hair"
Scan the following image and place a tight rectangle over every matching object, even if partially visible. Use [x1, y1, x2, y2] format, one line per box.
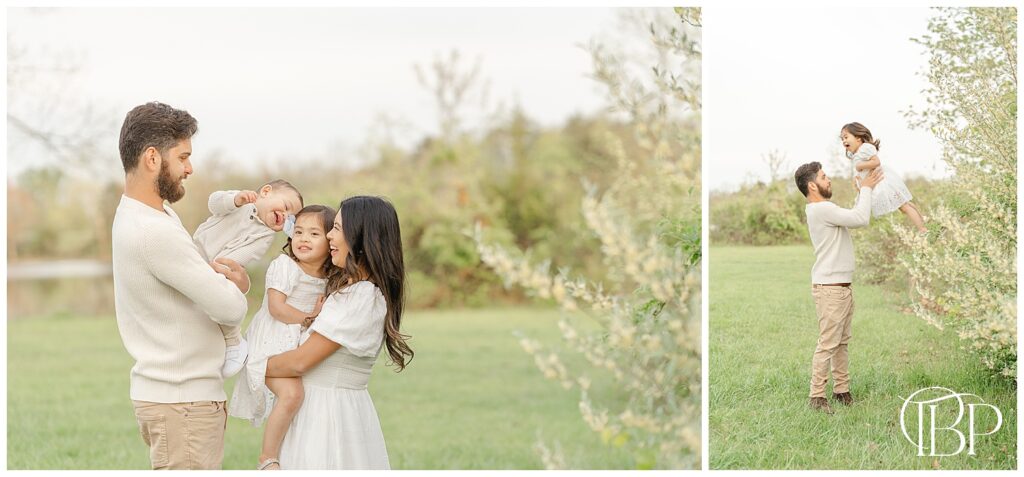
[841, 122, 881, 150]
[326, 196, 412, 371]
[281, 205, 342, 284]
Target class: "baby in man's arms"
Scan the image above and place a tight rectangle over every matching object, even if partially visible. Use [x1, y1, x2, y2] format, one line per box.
[192, 179, 304, 376]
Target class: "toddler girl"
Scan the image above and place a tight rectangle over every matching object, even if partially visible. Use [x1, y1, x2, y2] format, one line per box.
[227, 205, 339, 470]
[841, 122, 926, 232]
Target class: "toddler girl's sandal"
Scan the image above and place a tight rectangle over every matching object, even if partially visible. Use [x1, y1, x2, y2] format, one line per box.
[258, 458, 280, 470]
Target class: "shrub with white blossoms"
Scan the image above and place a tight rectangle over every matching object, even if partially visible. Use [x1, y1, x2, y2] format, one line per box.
[896, 7, 1016, 378]
[474, 7, 701, 469]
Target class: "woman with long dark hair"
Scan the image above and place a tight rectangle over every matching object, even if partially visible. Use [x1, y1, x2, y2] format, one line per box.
[264, 196, 412, 470]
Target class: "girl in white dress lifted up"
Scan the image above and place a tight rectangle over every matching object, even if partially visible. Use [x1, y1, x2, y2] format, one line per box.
[840, 122, 927, 233]
[228, 205, 340, 470]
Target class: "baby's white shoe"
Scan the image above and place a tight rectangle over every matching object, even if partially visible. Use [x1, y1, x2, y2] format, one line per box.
[222, 338, 249, 377]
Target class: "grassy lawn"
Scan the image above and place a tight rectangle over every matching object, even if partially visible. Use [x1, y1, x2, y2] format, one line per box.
[709, 245, 1016, 470]
[8, 307, 630, 470]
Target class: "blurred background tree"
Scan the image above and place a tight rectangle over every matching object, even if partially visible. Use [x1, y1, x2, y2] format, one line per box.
[7, 8, 672, 315]
[7, 22, 122, 263]
[475, 7, 701, 469]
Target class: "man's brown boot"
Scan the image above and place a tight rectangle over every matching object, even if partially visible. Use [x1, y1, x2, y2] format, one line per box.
[809, 397, 834, 414]
[833, 392, 854, 406]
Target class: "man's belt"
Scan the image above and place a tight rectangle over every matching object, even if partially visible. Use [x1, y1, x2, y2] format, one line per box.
[813, 283, 851, 288]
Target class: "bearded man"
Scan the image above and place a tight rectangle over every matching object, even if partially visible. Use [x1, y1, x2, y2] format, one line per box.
[112, 102, 249, 469]
[794, 161, 883, 414]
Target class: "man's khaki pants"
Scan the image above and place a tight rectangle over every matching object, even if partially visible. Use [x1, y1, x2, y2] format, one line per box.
[809, 285, 854, 398]
[132, 400, 227, 470]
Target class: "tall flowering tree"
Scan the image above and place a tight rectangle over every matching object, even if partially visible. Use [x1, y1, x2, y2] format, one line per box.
[474, 7, 701, 469]
[898, 7, 1017, 377]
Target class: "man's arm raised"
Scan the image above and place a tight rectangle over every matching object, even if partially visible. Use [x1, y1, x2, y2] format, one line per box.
[825, 168, 884, 229]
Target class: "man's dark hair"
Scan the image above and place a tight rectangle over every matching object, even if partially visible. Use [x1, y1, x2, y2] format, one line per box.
[119, 102, 198, 173]
[794, 162, 822, 197]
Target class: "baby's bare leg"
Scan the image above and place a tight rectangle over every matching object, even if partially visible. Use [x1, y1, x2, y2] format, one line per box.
[899, 201, 926, 233]
[261, 377, 305, 466]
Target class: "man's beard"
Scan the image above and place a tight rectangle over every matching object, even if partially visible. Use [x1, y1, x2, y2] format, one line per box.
[820, 184, 832, 199]
[156, 159, 186, 203]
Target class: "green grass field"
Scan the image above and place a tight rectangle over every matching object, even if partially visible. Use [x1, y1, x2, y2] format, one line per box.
[709, 246, 1017, 470]
[8, 307, 631, 470]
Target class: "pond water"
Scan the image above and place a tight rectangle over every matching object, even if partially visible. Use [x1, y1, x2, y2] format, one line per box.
[8, 275, 116, 319]
[7, 260, 270, 319]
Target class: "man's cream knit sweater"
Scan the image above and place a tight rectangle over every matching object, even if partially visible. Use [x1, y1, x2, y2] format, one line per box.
[804, 186, 873, 285]
[112, 195, 248, 403]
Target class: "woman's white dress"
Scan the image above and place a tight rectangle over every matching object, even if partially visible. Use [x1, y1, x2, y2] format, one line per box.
[278, 281, 391, 470]
[848, 142, 914, 217]
[228, 254, 326, 426]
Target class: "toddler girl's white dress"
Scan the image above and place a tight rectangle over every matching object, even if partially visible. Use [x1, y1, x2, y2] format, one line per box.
[278, 281, 391, 470]
[848, 143, 914, 217]
[228, 254, 326, 426]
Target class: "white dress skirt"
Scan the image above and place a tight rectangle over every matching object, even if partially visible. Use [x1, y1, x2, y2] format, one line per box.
[848, 143, 914, 217]
[228, 254, 326, 426]
[278, 281, 391, 470]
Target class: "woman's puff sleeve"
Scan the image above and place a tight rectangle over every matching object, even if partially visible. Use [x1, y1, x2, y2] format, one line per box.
[309, 282, 387, 358]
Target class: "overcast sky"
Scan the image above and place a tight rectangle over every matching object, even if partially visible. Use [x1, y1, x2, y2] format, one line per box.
[7, 7, 622, 177]
[704, 7, 949, 192]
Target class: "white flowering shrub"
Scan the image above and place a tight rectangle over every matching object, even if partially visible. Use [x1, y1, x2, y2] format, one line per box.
[474, 7, 701, 469]
[894, 7, 1016, 378]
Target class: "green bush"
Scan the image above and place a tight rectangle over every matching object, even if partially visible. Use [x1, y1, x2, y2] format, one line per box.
[710, 181, 806, 246]
[888, 7, 1016, 379]
[854, 176, 951, 285]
